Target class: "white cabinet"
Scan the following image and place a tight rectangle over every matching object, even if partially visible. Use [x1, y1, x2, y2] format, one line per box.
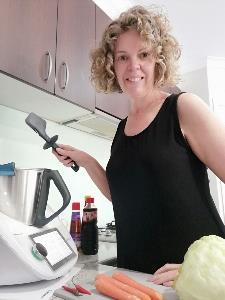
[95, 6, 130, 119]
[207, 56, 225, 115]
[0, 0, 57, 93]
[55, 0, 95, 111]
[207, 56, 225, 223]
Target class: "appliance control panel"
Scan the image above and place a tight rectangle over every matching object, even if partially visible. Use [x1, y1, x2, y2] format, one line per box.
[29, 228, 76, 270]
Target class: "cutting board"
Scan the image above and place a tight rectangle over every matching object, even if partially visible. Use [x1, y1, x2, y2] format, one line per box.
[65, 268, 180, 300]
[95, 268, 179, 300]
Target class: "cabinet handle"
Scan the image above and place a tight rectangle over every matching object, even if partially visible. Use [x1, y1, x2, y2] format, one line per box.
[43, 51, 52, 81]
[59, 62, 69, 90]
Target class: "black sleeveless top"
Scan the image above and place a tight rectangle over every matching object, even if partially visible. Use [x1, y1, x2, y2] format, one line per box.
[106, 93, 225, 274]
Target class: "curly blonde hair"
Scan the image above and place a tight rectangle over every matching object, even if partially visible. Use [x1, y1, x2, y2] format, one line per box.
[91, 5, 181, 93]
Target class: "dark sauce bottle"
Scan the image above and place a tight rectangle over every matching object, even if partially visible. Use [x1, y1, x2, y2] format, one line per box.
[81, 197, 98, 255]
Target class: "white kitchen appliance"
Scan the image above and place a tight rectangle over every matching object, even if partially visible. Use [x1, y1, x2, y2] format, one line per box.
[0, 167, 72, 227]
[0, 266, 81, 300]
[0, 166, 78, 288]
[0, 210, 78, 286]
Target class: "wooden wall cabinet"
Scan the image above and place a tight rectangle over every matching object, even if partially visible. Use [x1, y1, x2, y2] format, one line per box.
[0, 0, 95, 112]
[0, 1, 129, 118]
[0, 0, 57, 93]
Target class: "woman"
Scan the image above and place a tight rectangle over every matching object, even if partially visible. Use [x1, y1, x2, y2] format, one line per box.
[53, 6, 225, 286]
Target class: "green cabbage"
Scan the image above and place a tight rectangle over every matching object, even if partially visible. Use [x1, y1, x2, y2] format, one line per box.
[174, 235, 225, 300]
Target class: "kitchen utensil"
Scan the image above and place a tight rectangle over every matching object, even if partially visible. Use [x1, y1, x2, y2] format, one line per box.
[25, 112, 79, 172]
[0, 167, 71, 227]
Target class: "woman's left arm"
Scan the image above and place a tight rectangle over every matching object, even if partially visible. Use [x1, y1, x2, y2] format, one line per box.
[178, 92, 225, 183]
[151, 93, 225, 287]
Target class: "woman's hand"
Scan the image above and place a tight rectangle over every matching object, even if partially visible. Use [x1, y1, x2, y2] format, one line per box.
[52, 144, 91, 169]
[149, 263, 181, 287]
[53, 144, 111, 200]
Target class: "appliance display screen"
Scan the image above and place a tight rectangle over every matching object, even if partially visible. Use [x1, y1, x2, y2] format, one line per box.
[30, 228, 76, 270]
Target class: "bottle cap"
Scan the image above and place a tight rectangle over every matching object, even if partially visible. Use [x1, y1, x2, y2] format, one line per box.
[72, 202, 80, 210]
[86, 197, 94, 204]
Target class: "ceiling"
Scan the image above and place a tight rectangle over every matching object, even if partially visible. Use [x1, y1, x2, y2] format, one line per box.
[93, 0, 225, 75]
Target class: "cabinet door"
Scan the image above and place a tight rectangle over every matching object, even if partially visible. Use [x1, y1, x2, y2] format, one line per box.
[0, 0, 57, 93]
[207, 56, 225, 223]
[95, 6, 130, 119]
[55, 0, 95, 111]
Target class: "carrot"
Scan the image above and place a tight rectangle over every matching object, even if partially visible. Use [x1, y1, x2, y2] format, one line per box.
[96, 274, 151, 300]
[112, 272, 163, 300]
[95, 277, 141, 300]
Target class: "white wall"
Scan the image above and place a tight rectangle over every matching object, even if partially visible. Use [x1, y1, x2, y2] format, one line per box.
[0, 105, 114, 228]
[179, 67, 209, 104]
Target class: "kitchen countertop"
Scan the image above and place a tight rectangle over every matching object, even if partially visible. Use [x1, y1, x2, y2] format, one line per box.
[52, 242, 179, 300]
[77, 241, 117, 265]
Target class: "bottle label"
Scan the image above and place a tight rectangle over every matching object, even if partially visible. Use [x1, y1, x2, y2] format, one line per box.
[71, 211, 80, 221]
[70, 212, 81, 250]
[82, 209, 97, 223]
[71, 232, 81, 249]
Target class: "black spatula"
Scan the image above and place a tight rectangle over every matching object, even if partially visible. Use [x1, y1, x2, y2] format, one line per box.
[25, 112, 79, 172]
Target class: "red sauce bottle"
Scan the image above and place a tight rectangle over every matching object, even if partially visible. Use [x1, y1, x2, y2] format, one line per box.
[70, 202, 81, 250]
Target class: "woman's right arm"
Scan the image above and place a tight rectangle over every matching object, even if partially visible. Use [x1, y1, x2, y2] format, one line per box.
[52, 144, 111, 201]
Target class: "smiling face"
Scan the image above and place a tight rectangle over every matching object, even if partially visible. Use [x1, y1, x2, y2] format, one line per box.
[114, 30, 157, 100]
